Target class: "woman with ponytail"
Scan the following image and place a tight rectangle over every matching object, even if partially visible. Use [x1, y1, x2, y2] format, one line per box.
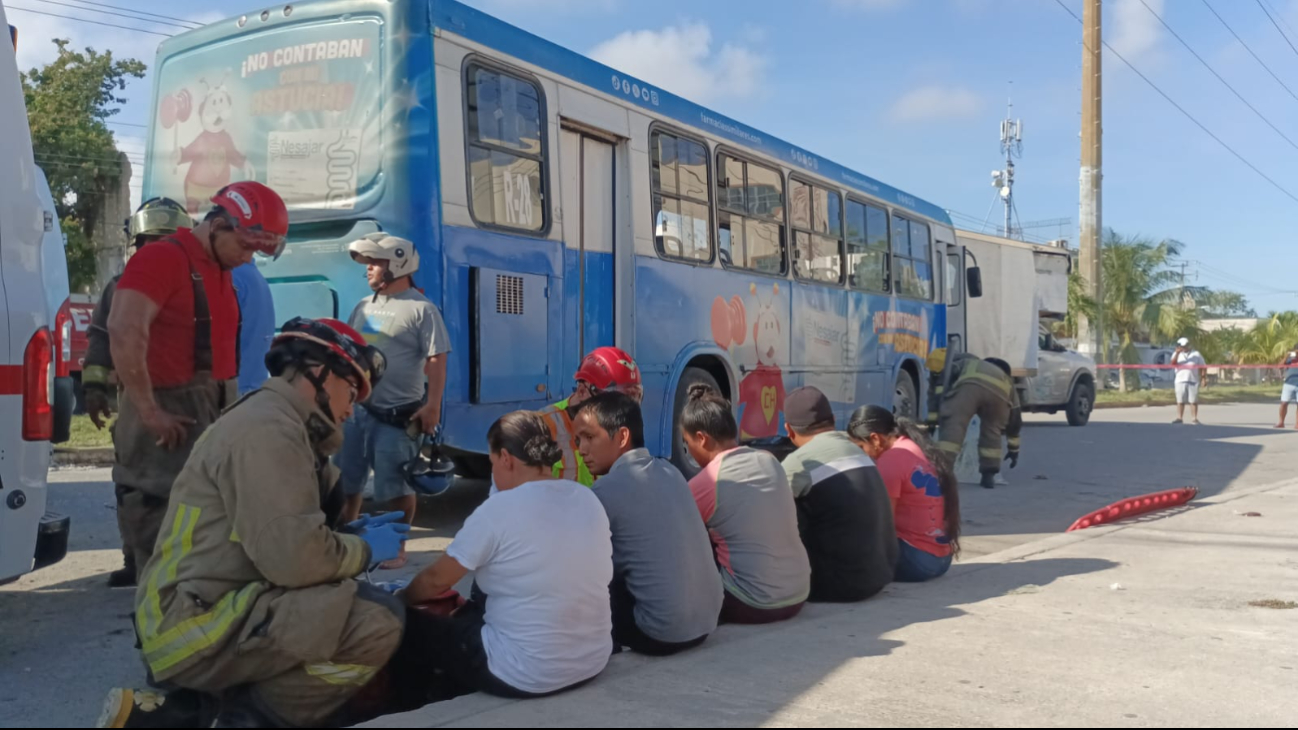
[401, 410, 614, 698]
[848, 405, 961, 582]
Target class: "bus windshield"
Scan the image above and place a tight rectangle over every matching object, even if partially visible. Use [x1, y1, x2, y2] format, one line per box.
[145, 15, 384, 217]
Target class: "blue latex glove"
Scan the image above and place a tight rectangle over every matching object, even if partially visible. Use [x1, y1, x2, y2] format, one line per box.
[360, 522, 410, 565]
[374, 579, 410, 594]
[346, 511, 406, 533]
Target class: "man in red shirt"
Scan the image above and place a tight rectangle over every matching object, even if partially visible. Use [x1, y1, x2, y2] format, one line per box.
[107, 181, 288, 576]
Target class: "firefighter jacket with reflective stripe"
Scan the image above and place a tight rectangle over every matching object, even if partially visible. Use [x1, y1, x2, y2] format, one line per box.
[134, 377, 369, 681]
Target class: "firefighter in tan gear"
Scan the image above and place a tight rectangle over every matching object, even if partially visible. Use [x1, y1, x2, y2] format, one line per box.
[82, 198, 194, 588]
[928, 349, 1023, 490]
[97, 317, 408, 729]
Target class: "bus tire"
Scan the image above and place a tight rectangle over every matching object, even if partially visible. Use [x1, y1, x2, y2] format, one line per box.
[671, 366, 721, 478]
[894, 371, 919, 422]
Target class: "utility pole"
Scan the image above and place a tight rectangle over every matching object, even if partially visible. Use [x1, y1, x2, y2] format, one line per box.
[1077, 0, 1104, 361]
[991, 96, 1023, 239]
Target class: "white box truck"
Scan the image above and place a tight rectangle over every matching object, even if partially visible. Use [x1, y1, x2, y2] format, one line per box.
[959, 230, 1097, 426]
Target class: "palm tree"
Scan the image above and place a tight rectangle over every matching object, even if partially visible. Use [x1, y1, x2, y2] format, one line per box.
[1101, 230, 1203, 391]
[1239, 313, 1298, 377]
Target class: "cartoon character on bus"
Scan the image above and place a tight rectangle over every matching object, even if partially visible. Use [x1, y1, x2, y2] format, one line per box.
[171, 74, 256, 213]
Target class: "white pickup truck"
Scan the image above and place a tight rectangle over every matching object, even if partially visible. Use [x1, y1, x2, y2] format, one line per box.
[959, 229, 1098, 426]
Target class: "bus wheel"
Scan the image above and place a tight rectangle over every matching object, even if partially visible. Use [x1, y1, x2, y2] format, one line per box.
[893, 372, 919, 421]
[671, 367, 720, 478]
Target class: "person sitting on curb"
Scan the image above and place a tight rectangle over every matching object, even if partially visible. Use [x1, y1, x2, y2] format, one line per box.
[396, 411, 613, 699]
[682, 384, 810, 624]
[575, 391, 722, 656]
[849, 405, 961, 582]
[781, 386, 897, 603]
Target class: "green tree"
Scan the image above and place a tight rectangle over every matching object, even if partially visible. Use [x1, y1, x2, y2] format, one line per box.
[1239, 312, 1298, 369]
[1101, 230, 1202, 391]
[1197, 290, 1256, 319]
[21, 39, 145, 291]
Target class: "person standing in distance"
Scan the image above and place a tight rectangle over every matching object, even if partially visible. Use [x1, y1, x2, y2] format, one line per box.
[1276, 343, 1298, 429]
[1172, 337, 1206, 425]
[337, 233, 450, 569]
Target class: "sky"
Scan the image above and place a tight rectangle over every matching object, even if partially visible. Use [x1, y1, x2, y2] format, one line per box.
[10, 0, 1298, 310]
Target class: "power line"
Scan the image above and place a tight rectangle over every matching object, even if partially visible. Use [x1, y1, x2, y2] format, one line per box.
[27, 0, 197, 30]
[1256, 0, 1298, 61]
[1200, 0, 1298, 105]
[1051, 0, 1298, 207]
[1135, 0, 1298, 154]
[107, 121, 148, 129]
[47, 0, 202, 27]
[7, 5, 174, 38]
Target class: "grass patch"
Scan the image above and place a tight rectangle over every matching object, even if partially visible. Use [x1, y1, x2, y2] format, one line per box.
[62, 414, 114, 450]
[1096, 383, 1278, 409]
[1248, 599, 1298, 610]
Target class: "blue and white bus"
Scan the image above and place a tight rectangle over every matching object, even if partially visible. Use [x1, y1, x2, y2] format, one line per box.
[143, 0, 970, 471]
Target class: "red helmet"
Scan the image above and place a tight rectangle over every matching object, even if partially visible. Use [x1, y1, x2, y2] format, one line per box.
[211, 181, 289, 260]
[575, 346, 640, 390]
[268, 317, 385, 403]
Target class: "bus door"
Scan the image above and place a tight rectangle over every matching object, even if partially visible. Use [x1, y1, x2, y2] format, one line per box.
[935, 225, 967, 357]
[558, 117, 622, 368]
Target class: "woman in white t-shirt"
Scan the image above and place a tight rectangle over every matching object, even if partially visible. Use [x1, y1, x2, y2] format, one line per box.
[400, 410, 613, 698]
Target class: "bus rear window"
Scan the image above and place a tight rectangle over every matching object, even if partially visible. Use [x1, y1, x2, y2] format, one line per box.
[146, 18, 383, 216]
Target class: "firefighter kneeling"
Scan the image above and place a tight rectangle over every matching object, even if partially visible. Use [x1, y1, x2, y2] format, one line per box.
[97, 318, 408, 729]
[928, 349, 1023, 490]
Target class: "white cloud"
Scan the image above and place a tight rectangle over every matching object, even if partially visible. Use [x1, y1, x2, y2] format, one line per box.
[888, 85, 983, 123]
[1111, 0, 1164, 59]
[589, 22, 768, 104]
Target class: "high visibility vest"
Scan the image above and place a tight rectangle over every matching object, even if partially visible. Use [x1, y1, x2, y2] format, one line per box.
[537, 399, 594, 487]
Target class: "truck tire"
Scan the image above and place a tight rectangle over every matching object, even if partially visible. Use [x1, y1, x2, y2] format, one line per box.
[894, 371, 919, 422]
[671, 367, 721, 478]
[1066, 380, 1094, 426]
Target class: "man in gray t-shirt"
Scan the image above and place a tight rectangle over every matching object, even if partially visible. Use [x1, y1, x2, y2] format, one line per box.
[336, 233, 451, 569]
[575, 392, 723, 655]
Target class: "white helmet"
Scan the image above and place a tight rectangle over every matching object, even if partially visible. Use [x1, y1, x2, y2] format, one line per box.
[348, 232, 419, 278]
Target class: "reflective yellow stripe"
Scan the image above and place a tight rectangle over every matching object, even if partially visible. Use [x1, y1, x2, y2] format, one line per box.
[305, 662, 380, 687]
[138, 505, 196, 638]
[938, 441, 962, 454]
[229, 527, 240, 544]
[143, 583, 261, 674]
[978, 448, 1002, 458]
[335, 534, 368, 580]
[1007, 438, 1021, 449]
[82, 365, 110, 385]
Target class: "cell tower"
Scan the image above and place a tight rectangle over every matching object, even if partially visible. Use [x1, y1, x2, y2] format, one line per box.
[991, 98, 1023, 239]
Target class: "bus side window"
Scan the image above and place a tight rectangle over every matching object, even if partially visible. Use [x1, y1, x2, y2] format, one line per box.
[847, 199, 889, 293]
[465, 63, 547, 233]
[651, 130, 712, 262]
[891, 214, 932, 300]
[717, 153, 786, 275]
[791, 179, 843, 284]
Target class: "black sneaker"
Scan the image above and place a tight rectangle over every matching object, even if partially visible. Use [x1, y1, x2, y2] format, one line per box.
[95, 688, 210, 728]
[106, 567, 137, 588]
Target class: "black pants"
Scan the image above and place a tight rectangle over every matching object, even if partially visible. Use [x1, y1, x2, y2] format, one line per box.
[609, 577, 708, 657]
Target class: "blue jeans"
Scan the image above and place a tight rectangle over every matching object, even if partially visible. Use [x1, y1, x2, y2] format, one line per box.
[336, 408, 419, 502]
[894, 539, 952, 583]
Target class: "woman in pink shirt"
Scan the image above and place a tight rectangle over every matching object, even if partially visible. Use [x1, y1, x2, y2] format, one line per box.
[848, 406, 961, 582]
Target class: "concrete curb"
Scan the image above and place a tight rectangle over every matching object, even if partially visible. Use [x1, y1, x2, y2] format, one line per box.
[51, 448, 113, 467]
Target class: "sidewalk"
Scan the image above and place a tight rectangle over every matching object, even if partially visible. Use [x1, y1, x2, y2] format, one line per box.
[363, 479, 1298, 728]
